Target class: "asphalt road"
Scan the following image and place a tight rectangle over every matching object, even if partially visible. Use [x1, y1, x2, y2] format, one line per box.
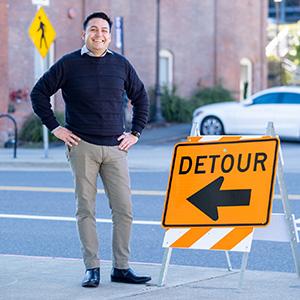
[1, 164, 300, 273]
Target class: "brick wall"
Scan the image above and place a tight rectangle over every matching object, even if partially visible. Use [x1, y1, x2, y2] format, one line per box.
[216, 0, 268, 98]
[160, 0, 216, 97]
[0, 0, 268, 144]
[0, 0, 9, 144]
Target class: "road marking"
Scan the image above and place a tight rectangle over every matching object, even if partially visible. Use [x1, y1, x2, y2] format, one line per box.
[0, 213, 161, 225]
[0, 186, 299, 200]
[274, 194, 300, 200]
[0, 186, 165, 196]
[0, 168, 169, 172]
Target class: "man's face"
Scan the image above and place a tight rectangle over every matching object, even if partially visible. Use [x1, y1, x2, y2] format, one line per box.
[82, 18, 111, 56]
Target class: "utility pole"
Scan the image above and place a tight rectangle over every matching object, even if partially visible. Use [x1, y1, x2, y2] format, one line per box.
[275, 0, 283, 85]
[154, 0, 165, 122]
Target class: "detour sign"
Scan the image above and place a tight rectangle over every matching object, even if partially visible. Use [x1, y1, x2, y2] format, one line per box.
[162, 137, 279, 228]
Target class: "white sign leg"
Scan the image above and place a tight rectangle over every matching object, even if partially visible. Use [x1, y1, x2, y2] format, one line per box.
[158, 248, 173, 286]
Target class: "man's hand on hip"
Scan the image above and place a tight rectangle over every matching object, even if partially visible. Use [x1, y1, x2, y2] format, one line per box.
[53, 126, 81, 147]
[117, 132, 138, 151]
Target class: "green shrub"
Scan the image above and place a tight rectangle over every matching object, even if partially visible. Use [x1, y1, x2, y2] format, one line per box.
[148, 85, 235, 123]
[191, 85, 235, 108]
[158, 85, 234, 123]
[161, 87, 193, 122]
[20, 112, 65, 143]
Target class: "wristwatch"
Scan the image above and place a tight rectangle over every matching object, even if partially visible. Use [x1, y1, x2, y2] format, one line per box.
[131, 130, 141, 139]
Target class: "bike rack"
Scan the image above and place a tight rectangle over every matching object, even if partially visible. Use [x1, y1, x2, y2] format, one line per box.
[0, 114, 18, 158]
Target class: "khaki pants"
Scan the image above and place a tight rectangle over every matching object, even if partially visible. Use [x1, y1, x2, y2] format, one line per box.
[67, 140, 132, 269]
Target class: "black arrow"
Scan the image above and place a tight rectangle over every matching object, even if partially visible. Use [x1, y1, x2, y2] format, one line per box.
[187, 176, 251, 221]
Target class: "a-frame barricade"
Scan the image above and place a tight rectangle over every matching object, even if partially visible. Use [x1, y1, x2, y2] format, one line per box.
[158, 122, 300, 288]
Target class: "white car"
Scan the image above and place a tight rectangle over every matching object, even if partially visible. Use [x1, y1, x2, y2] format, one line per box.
[192, 86, 300, 140]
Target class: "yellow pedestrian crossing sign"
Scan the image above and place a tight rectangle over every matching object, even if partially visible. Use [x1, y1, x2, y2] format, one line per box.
[28, 7, 56, 58]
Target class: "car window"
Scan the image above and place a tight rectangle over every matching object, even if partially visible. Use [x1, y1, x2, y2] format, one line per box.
[281, 93, 300, 104]
[253, 93, 281, 104]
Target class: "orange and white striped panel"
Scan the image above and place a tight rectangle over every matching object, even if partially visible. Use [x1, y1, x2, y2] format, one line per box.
[163, 227, 254, 252]
[187, 135, 270, 143]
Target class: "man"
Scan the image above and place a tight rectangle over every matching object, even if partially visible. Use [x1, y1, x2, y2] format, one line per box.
[30, 12, 150, 287]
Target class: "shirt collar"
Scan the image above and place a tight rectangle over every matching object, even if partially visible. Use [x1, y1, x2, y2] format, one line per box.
[81, 45, 113, 57]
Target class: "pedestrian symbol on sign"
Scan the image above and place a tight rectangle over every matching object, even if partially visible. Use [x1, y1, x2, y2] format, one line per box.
[37, 16, 48, 49]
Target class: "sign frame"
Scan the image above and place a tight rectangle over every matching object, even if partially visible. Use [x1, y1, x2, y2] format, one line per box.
[32, 0, 50, 6]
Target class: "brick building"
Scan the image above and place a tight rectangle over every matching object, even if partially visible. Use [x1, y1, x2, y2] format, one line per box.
[0, 0, 268, 144]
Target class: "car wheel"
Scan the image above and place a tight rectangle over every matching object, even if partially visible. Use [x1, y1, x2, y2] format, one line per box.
[200, 116, 224, 135]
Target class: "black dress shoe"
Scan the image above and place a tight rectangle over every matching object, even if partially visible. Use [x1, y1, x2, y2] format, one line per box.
[111, 267, 151, 284]
[81, 267, 100, 287]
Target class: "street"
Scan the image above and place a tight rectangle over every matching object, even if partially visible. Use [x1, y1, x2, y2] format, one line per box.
[1, 141, 300, 275]
[2, 2, 300, 298]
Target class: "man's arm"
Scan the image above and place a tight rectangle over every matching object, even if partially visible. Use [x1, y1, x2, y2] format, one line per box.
[30, 58, 80, 146]
[124, 61, 149, 134]
[118, 61, 149, 151]
[30, 58, 64, 131]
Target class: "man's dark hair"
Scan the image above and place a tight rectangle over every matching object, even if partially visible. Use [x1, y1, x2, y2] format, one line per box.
[83, 12, 113, 31]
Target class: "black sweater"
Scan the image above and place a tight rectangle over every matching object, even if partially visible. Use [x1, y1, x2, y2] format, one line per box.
[30, 50, 149, 145]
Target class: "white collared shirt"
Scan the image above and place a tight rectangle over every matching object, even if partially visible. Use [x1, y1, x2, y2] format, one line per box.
[80, 45, 113, 57]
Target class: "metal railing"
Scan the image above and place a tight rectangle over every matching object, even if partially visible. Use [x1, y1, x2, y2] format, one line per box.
[0, 114, 18, 158]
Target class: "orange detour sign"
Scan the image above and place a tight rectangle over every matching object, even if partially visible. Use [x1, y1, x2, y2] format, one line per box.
[162, 137, 279, 228]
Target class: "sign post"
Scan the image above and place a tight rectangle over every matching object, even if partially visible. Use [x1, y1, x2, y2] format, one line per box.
[32, 0, 49, 6]
[28, 4, 56, 158]
[114, 16, 124, 55]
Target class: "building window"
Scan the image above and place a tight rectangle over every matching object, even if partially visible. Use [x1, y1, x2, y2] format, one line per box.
[240, 58, 252, 100]
[159, 49, 173, 90]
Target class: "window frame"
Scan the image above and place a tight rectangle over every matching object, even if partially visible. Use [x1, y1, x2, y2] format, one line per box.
[159, 49, 174, 90]
[240, 58, 252, 101]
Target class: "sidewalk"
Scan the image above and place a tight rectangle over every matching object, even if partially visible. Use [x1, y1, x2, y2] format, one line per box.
[1, 254, 299, 300]
[1, 123, 299, 172]
[0, 123, 191, 170]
